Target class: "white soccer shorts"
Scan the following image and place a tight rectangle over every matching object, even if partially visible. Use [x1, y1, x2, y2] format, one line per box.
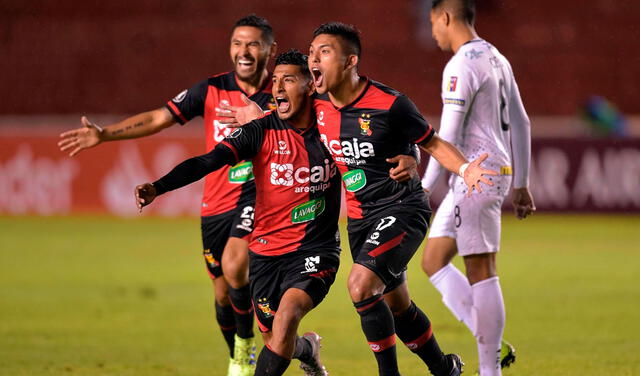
[428, 189, 506, 256]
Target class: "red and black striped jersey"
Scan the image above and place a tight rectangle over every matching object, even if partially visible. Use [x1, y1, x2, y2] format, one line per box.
[220, 113, 341, 256]
[165, 71, 276, 217]
[313, 78, 435, 219]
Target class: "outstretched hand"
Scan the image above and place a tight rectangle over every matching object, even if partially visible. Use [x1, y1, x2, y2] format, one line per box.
[215, 94, 265, 128]
[134, 183, 157, 212]
[58, 116, 103, 157]
[462, 153, 499, 196]
[512, 187, 535, 219]
[387, 155, 418, 182]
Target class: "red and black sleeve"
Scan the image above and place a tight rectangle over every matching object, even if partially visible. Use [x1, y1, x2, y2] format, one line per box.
[164, 79, 208, 125]
[388, 95, 436, 146]
[219, 118, 266, 162]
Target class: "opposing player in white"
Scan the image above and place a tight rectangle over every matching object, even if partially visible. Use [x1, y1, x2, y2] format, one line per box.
[421, 1, 535, 376]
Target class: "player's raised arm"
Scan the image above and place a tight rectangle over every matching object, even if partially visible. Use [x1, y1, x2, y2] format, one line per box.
[135, 120, 264, 211]
[58, 108, 176, 157]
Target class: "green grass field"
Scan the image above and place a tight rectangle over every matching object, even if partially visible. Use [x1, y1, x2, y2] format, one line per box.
[1, 214, 638, 376]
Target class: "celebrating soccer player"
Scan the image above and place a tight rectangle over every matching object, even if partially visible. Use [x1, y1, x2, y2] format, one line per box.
[135, 50, 340, 376]
[58, 15, 279, 376]
[420, 1, 536, 376]
[227, 22, 497, 376]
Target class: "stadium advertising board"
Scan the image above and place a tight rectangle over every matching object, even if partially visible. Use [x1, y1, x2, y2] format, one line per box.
[0, 134, 638, 215]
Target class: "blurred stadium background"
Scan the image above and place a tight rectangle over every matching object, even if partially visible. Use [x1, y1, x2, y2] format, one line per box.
[1, 1, 638, 375]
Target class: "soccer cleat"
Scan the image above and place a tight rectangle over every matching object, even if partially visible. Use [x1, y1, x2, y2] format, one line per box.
[499, 339, 516, 369]
[442, 353, 464, 376]
[298, 332, 329, 376]
[230, 335, 256, 376]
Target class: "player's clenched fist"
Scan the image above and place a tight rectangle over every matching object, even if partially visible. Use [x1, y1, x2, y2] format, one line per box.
[134, 183, 157, 212]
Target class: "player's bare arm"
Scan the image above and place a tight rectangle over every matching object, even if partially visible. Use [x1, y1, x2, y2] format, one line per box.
[421, 134, 497, 195]
[58, 107, 175, 157]
[387, 154, 418, 182]
[216, 94, 265, 128]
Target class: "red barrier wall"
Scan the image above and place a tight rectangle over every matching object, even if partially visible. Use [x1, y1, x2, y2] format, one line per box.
[3, 1, 639, 116]
[1, 129, 638, 216]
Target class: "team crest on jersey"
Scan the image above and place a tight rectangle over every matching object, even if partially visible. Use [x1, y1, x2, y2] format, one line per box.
[358, 113, 372, 136]
[447, 76, 458, 92]
[268, 97, 278, 111]
[257, 298, 275, 318]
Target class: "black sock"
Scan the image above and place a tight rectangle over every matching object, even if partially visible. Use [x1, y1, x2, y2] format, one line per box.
[254, 346, 291, 376]
[354, 294, 400, 376]
[394, 301, 447, 375]
[215, 302, 236, 358]
[228, 284, 254, 339]
[292, 336, 313, 362]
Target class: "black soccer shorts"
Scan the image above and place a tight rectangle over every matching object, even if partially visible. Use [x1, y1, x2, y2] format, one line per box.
[249, 248, 340, 332]
[200, 203, 255, 279]
[347, 192, 431, 293]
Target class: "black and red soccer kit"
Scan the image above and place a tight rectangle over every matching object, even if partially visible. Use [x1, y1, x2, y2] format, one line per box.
[152, 112, 341, 333]
[313, 78, 436, 290]
[165, 71, 275, 278]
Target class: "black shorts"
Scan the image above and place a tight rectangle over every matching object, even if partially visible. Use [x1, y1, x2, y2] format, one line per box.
[201, 203, 255, 279]
[249, 248, 340, 333]
[348, 193, 431, 292]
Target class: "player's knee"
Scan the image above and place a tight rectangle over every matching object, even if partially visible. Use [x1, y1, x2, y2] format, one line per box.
[348, 271, 383, 302]
[275, 305, 304, 328]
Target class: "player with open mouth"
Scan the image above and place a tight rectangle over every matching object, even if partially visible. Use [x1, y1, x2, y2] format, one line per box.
[134, 50, 340, 376]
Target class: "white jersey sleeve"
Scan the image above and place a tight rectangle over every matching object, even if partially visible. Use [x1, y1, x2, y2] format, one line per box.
[421, 57, 476, 191]
[506, 68, 531, 188]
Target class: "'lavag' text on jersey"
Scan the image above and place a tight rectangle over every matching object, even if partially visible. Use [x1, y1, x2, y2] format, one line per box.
[165, 71, 275, 216]
[313, 79, 435, 219]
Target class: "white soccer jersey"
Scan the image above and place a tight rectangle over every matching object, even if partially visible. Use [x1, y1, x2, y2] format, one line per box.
[422, 39, 531, 195]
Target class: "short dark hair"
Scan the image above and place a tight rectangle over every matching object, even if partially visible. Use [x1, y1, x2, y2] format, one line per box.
[312, 22, 361, 58]
[275, 49, 311, 80]
[232, 14, 275, 44]
[431, 0, 476, 25]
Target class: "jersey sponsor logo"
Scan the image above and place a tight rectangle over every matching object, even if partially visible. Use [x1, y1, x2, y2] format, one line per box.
[444, 98, 466, 106]
[273, 140, 291, 155]
[270, 159, 336, 189]
[291, 198, 325, 224]
[172, 89, 187, 103]
[228, 161, 254, 184]
[320, 135, 375, 163]
[342, 169, 367, 192]
[358, 113, 373, 136]
[302, 256, 320, 274]
[447, 76, 458, 92]
[228, 128, 243, 138]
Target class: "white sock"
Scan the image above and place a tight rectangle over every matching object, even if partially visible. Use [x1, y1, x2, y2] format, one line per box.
[471, 276, 505, 376]
[429, 263, 475, 332]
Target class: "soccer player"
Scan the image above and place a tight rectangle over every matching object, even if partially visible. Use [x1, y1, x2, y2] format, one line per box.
[135, 50, 339, 376]
[58, 15, 278, 376]
[307, 22, 497, 376]
[420, 1, 535, 376]
[223, 22, 496, 376]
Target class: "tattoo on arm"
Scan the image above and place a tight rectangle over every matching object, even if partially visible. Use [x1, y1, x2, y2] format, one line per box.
[109, 121, 144, 136]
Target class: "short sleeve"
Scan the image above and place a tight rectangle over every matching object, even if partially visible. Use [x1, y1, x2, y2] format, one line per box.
[441, 58, 478, 114]
[164, 79, 208, 124]
[219, 118, 266, 162]
[388, 95, 435, 145]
